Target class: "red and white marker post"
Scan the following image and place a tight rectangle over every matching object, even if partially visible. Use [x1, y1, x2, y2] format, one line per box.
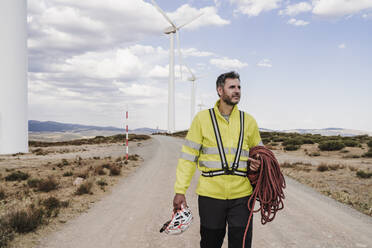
[125, 110, 129, 161]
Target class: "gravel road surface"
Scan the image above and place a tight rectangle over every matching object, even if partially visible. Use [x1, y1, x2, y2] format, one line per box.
[38, 135, 372, 248]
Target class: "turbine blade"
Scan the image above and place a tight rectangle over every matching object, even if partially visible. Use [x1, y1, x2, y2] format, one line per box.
[177, 12, 203, 30]
[184, 63, 195, 79]
[151, 0, 176, 28]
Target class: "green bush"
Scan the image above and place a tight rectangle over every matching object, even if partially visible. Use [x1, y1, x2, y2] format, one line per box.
[5, 171, 30, 181]
[356, 170, 372, 179]
[318, 141, 345, 151]
[343, 140, 359, 147]
[284, 144, 300, 151]
[283, 138, 304, 146]
[367, 140, 372, 148]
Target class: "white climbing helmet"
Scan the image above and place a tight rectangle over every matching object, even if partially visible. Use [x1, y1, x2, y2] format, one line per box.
[160, 204, 193, 235]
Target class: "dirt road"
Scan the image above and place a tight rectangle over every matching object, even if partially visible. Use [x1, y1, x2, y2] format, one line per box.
[37, 135, 372, 248]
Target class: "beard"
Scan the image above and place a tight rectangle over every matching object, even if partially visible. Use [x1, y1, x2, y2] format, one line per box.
[221, 91, 240, 106]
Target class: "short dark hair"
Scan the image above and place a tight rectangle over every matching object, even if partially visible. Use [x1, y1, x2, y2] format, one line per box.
[216, 71, 240, 96]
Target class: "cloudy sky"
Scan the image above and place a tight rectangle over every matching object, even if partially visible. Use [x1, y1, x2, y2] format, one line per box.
[28, 0, 372, 132]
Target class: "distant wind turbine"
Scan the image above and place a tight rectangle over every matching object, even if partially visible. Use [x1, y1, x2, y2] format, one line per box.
[184, 64, 204, 124]
[151, 0, 202, 133]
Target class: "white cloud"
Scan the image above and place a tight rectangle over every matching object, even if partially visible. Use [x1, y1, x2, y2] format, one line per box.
[287, 18, 310, 26]
[181, 48, 215, 57]
[312, 0, 372, 17]
[338, 43, 346, 49]
[279, 2, 312, 16]
[168, 5, 230, 29]
[210, 57, 248, 70]
[230, 0, 282, 16]
[257, 59, 273, 67]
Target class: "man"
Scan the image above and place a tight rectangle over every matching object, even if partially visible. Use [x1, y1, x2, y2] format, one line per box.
[173, 71, 262, 248]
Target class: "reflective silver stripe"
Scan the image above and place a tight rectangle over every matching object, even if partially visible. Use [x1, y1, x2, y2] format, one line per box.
[231, 148, 249, 157]
[233, 170, 247, 176]
[199, 160, 222, 169]
[201, 146, 228, 155]
[184, 139, 202, 151]
[201, 170, 246, 177]
[199, 161, 248, 169]
[202, 170, 225, 176]
[180, 152, 198, 162]
[258, 140, 264, 146]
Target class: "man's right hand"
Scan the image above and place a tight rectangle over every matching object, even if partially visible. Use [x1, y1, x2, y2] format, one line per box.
[173, 193, 187, 212]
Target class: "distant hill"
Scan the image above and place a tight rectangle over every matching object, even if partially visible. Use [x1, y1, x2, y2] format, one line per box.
[29, 120, 371, 138]
[28, 120, 164, 134]
[262, 127, 372, 137]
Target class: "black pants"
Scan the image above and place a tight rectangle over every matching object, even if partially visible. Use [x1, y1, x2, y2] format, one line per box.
[198, 195, 253, 248]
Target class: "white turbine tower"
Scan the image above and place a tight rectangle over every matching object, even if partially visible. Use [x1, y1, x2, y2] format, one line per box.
[184, 64, 205, 123]
[0, 0, 28, 154]
[151, 0, 202, 133]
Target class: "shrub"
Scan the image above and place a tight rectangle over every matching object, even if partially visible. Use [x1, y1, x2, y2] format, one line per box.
[75, 181, 93, 195]
[284, 144, 300, 151]
[63, 171, 73, 177]
[109, 165, 121, 176]
[37, 177, 58, 192]
[0, 188, 6, 200]
[362, 150, 372, 158]
[328, 164, 340, 171]
[128, 154, 140, 161]
[5, 171, 30, 181]
[283, 138, 304, 146]
[42, 196, 61, 217]
[317, 164, 328, 172]
[0, 220, 14, 248]
[302, 138, 315, 144]
[356, 170, 372, 179]
[61, 159, 69, 166]
[7, 206, 44, 233]
[367, 140, 372, 148]
[94, 165, 106, 175]
[27, 178, 41, 188]
[343, 140, 359, 147]
[96, 179, 108, 187]
[309, 152, 320, 157]
[318, 141, 345, 151]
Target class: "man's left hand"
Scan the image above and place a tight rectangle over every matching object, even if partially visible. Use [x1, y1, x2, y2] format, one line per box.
[248, 154, 260, 172]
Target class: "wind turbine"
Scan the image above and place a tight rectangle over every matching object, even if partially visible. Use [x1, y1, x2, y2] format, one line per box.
[184, 64, 203, 124]
[151, 0, 202, 133]
[0, 0, 27, 154]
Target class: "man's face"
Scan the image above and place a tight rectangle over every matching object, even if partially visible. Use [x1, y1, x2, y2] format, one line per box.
[218, 78, 241, 106]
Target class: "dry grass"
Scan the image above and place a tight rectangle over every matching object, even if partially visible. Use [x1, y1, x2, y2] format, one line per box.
[0, 136, 145, 248]
[281, 161, 372, 216]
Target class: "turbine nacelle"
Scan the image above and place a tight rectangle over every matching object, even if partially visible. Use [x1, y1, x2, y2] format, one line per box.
[164, 26, 176, 34]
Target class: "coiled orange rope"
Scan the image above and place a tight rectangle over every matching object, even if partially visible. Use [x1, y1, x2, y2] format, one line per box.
[243, 146, 286, 248]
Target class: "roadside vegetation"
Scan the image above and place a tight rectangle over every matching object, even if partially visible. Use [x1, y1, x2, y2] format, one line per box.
[0, 140, 143, 247]
[29, 134, 150, 148]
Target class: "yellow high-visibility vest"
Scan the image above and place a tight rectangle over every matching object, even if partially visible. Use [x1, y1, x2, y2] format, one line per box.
[174, 100, 262, 200]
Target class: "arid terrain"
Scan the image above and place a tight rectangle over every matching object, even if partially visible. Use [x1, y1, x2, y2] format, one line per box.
[0, 133, 371, 248]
